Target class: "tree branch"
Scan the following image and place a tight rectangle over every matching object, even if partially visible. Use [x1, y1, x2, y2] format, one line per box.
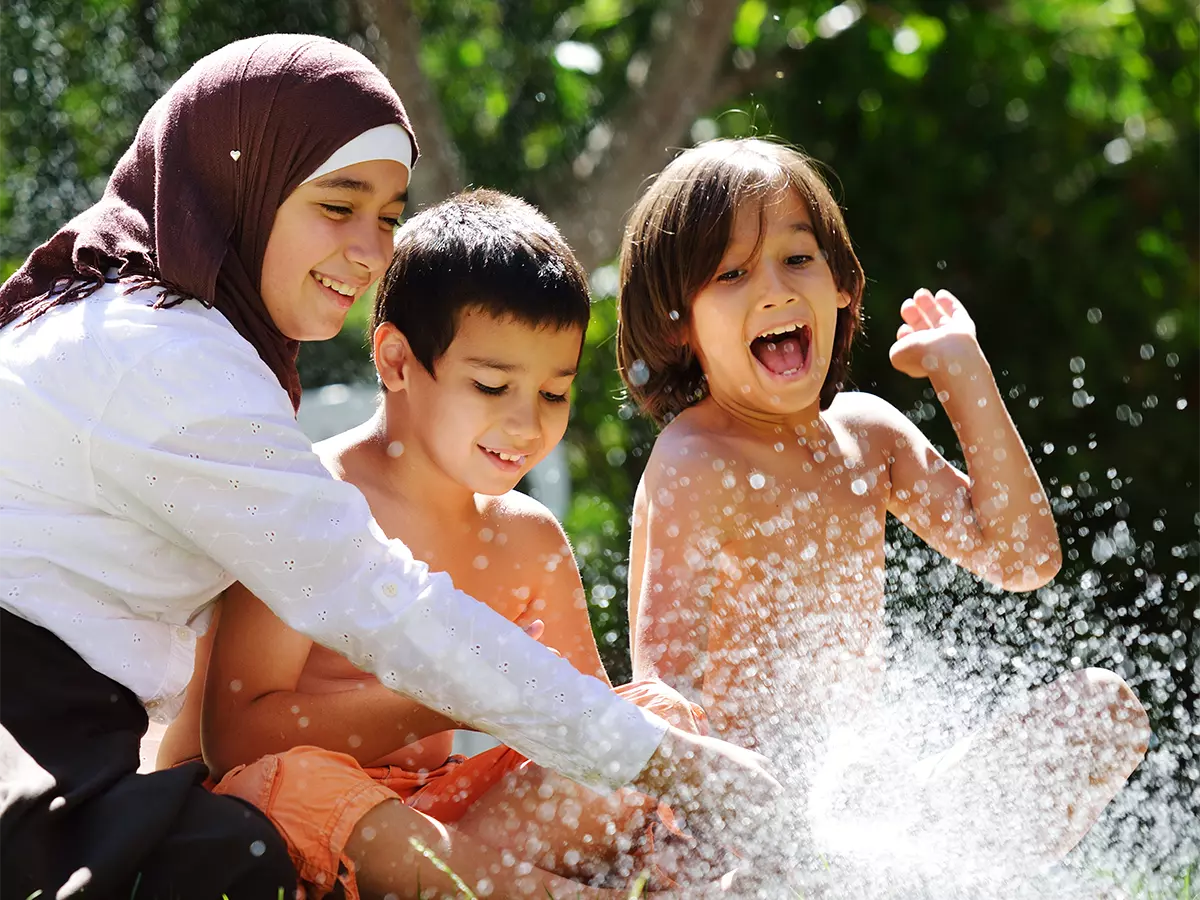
[356, 0, 466, 207]
[541, 0, 743, 271]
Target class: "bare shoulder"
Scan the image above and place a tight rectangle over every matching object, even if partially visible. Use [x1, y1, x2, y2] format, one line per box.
[481, 490, 571, 550]
[313, 421, 379, 483]
[642, 409, 746, 492]
[827, 390, 919, 450]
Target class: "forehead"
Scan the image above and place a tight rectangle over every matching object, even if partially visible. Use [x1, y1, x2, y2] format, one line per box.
[727, 187, 815, 245]
[444, 308, 584, 362]
[300, 158, 410, 202]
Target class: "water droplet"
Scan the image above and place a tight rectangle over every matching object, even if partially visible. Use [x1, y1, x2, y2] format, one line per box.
[1069, 356, 1086, 373]
[774, 442, 785, 453]
[850, 478, 868, 496]
[749, 472, 766, 490]
[386, 441, 404, 458]
[229, 679, 242, 693]
[1086, 307, 1103, 324]
[936, 259, 947, 270]
[473, 555, 489, 570]
[669, 309, 680, 321]
[249, 839, 265, 857]
[628, 359, 650, 387]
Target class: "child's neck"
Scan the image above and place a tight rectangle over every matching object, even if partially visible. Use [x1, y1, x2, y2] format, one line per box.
[357, 407, 481, 519]
[700, 389, 827, 439]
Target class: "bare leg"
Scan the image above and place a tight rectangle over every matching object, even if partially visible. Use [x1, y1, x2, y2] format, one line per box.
[452, 764, 658, 886]
[345, 798, 643, 900]
[915, 667, 1150, 867]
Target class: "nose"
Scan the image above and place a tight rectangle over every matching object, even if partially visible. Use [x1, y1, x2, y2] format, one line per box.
[502, 396, 541, 445]
[758, 263, 798, 311]
[344, 217, 391, 281]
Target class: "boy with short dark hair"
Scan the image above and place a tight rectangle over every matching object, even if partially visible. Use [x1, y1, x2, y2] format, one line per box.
[160, 190, 720, 899]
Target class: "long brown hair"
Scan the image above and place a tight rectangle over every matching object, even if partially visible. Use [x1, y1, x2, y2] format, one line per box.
[617, 138, 864, 424]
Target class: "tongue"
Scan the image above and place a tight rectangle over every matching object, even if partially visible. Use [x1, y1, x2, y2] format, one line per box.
[753, 335, 805, 374]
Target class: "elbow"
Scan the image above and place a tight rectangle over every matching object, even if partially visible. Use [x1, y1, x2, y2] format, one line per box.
[998, 546, 1061, 593]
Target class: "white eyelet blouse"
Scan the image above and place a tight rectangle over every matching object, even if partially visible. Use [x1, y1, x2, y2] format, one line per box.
[0, 282, 666, 792]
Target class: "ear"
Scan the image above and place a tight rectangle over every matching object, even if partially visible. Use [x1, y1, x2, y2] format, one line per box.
[373, 322, 413, 392]
[836, 290, 853, 310]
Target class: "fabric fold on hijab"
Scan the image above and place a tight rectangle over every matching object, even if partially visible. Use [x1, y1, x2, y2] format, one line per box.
[0, 34, 418, 411]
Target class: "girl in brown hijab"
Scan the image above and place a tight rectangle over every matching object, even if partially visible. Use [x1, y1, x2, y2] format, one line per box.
[0, 31, 780, 900]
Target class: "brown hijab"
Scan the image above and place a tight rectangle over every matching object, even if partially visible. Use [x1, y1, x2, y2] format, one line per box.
[0, 34, 418, 410]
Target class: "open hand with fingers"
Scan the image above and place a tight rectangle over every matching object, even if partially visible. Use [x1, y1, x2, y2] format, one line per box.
[889, 288, 982, 380]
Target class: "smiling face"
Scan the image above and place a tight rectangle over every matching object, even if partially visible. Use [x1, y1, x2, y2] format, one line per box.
[687, 188, 850, 418]
[260, 158, 409, 341]
[377, 308, 584, 495]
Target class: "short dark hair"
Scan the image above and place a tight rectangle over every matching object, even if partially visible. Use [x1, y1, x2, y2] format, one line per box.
[616, 139, 865, 424]
[374, 189, 591, 374]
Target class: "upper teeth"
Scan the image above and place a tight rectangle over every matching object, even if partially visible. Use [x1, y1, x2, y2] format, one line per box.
[756, 324, 804, 340]
[316, 274, 355, 297]
[493, 450, 524, 462]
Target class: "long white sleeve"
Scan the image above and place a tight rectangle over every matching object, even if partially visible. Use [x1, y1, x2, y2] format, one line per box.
[1, 290, 666, 792]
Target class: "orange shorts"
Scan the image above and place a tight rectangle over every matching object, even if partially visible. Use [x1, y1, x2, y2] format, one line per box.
[211, 679, 707, 900]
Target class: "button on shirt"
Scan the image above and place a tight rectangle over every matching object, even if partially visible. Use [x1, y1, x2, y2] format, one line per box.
[0, 284, 667, 792]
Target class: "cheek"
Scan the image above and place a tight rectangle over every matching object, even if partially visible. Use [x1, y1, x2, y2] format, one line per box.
[543, 405, 571, 442]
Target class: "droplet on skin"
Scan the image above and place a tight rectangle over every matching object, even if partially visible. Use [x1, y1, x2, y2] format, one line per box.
[850, 478, 868, 496]
[474, 555, 489, 569]
[749, 472, 766, 490]
[298, 716, 310, 728]
[230, 679, 243, 692]
[774, 442, 785, 452]
[386, 441, 404, 458]
[348, 734, 362, 748]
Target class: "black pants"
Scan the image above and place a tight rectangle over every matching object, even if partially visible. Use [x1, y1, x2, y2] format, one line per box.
[0, 609, 297, 899]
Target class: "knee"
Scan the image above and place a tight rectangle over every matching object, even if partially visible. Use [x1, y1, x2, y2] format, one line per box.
[1059, 668, 1151, 757]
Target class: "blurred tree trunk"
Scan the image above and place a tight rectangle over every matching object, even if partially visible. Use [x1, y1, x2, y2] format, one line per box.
[356, 0, 741, 271]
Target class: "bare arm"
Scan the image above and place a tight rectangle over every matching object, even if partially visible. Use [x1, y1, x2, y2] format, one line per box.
[885, 289, 1061, 591]
[628, 439, 734, 702]
[201, 582, 457, 779]
[521, 512, 610, 684]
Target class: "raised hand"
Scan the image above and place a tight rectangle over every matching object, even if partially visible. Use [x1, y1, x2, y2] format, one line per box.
[889, 288, 979, 379]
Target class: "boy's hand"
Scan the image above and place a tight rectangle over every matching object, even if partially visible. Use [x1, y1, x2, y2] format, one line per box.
[631, 728, 787, 875]
[889, 288, 981, 379]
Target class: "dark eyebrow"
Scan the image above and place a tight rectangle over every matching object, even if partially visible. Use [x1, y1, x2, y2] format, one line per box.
[311, 175, 408, 204]
[792, 222, 815, 234]
[465, 357, 577, 377]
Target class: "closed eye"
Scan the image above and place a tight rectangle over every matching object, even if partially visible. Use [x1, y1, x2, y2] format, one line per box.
[540, 390, 568, 403]
[319, 203, 352, 217]
[380, 216, 402, 229]
[473, 381, 506, 396]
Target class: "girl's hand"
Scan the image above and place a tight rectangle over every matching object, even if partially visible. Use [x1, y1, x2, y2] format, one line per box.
[889, 288, 981, 379]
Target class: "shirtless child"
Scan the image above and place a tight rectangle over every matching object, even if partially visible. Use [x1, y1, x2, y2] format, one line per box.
[616, 139, 1151, 874]
[158, 190, 735, 899]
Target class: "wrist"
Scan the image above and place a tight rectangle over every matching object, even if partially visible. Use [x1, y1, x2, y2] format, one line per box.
[928, 336, 990, 391]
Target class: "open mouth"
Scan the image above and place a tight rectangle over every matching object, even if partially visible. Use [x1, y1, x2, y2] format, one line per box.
[750, 323, 812, 377]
